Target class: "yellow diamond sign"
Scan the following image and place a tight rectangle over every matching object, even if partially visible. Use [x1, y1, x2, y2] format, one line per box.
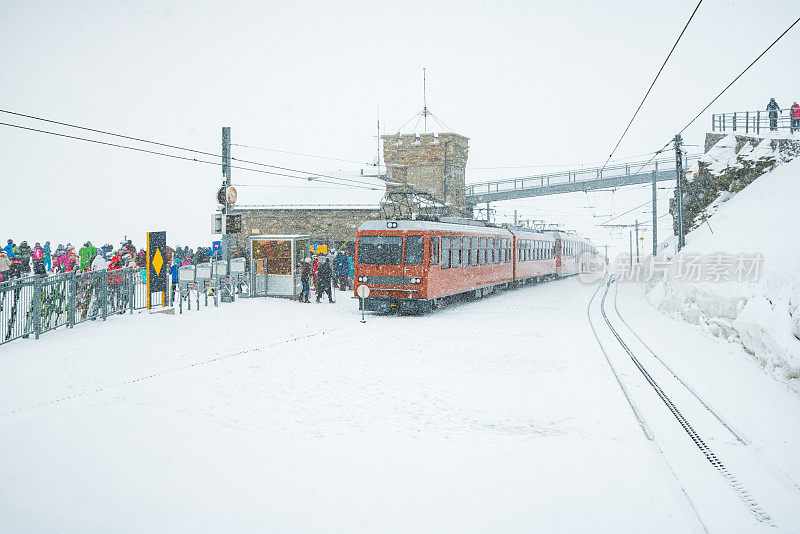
[152, 248, 164, 276]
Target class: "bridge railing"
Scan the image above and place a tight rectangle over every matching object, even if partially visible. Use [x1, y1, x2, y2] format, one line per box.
[465, 154, 699, 199]
[711, 110, 798, 135]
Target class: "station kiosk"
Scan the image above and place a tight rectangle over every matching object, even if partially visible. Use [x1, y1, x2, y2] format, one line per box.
[248, 235, 309, 298]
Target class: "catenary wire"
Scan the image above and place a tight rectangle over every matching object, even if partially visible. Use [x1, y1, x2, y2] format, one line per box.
[600, 0, 703, 174]
[0, 122, 382, 191]
[231, 143, 373, 166]
[0, 108, 382, 190]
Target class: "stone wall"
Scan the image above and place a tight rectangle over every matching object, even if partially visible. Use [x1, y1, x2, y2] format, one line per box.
[229, 207, 381, 252]
[381, 132, 469, 210]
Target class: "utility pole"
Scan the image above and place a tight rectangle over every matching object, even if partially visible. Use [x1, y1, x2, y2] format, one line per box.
[222, 127, 231, 263]
[629, 230, 633, 268]
[674, 134, 685, 251]
[635, 219, 640, 264]
[652, 170, 658, 256]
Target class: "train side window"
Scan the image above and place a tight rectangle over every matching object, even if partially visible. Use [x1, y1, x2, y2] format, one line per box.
[534, 241, 538, 260]
[430, 236, 439, 265]
[453, 236, 462, 268]
[479, 237, 487, 265]
[487, 238, 494, 264]
[404, 235, 423, 266]
[442, 236, 451, 269]
[495, 238, 501, 264]
[464, 236, 471, 267]
[471, 237, 479, 265]
[500, 238, 506, 263]
[507, 239, 512, 263]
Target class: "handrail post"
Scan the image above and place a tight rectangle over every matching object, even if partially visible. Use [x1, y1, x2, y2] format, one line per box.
[101, 269, 108, 321]
[746, 111, 749, 134]
[712, 114, 715, 131]
[33, 276, 42, 340]
[68, 272, 76, 328]
[723, 114, 726, 131]
[757, 110, 760, 134]
[733, 112, 737, 131]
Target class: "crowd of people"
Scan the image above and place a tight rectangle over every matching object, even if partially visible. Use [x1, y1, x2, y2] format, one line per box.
[0, 238, 249, 284]
[298, 250, 354, 303]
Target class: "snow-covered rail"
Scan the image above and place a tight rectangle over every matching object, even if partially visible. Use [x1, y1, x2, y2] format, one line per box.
[589, 277, 783, 528]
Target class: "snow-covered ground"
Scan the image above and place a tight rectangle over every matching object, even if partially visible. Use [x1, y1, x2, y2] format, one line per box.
[2, 278, 799, 532]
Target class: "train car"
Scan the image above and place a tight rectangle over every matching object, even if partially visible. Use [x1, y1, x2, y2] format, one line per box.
[355, 218, 514, 313]
[506, 227, 558, 284]
[553, 231, 604, 277]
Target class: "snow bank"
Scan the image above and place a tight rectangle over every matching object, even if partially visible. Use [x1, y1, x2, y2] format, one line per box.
[646, 157, 800, 391]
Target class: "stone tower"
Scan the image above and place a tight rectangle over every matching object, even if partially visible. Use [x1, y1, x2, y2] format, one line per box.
[381, 132, 469, 211]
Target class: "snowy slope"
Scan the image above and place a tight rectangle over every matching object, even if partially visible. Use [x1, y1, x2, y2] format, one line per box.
[647, 158, 800, 389]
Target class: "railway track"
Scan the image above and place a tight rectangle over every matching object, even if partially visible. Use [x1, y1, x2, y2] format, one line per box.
[587, 276, 800, 531]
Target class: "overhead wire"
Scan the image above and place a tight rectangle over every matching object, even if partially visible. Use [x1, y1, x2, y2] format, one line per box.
[231, 143, 374, 166]
[599, 0, 703, 174]
[0, 108, 382, 190]
[0, 122, 382, 191]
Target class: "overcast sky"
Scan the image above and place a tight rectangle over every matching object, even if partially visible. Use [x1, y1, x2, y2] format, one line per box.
[2, 0, 798, 256]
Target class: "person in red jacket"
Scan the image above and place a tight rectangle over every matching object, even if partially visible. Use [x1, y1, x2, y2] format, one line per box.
[791, 101, 800, 134]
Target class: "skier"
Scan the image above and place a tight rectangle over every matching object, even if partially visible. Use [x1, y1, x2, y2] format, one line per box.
[767, 98, 781, 131]
[91, 251, 108, 271]
[4, 240, 15, 259]
[17, 241, 32, 274]
[298, 257, 311, 302]
[43, 241, 52, 272]
[79, 242, 95, 271]
[792, 101, 800, 134]
[32, 243, 46, 276]
[0, 251, 11, 282]
[316, 258, 334, 303]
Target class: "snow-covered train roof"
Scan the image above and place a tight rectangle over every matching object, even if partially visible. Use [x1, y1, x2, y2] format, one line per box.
[358, 219, 513, 236]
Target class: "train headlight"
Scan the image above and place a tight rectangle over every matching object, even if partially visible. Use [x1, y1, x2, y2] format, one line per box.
[412, 277, 421, 283]
[358, 276, 364, 282]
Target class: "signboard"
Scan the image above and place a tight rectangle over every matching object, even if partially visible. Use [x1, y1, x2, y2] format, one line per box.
[356, 284, 370, 298]
[146, 231, 167, 308]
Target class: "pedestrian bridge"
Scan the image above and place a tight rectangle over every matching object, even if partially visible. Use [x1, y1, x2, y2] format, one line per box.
[465, 154, 699, 204]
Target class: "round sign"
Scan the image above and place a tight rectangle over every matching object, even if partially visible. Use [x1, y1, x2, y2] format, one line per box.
[226, 186, 238, 205]
[356, 284, 370, 298]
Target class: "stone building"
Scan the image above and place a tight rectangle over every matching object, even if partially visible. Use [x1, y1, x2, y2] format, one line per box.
[381, 132, 469, 212]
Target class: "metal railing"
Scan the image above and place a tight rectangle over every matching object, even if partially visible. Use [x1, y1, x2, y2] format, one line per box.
[711, 110, 799, 134]
[466, 154, 700, 199]
[1, 263, 255, 347]
[1, 268, 143, 347]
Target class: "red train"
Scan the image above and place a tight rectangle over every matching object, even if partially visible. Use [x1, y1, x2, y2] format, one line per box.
[354, 217, 604, 313]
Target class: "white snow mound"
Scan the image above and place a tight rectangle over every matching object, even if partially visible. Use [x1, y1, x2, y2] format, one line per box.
[647, 157, 800, 390]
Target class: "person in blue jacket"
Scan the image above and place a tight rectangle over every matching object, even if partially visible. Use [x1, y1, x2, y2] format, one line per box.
[43, 241, 52, 272]
[4, 240, 16, 258]
[334, 251, 349, 290]
[170, 257, 181, 297]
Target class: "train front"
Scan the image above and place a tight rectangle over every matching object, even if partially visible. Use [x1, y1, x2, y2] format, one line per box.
[354, 220, 429, 314]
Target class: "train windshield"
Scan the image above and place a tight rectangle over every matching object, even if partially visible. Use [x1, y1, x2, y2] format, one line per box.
[358, 235, 403, 265]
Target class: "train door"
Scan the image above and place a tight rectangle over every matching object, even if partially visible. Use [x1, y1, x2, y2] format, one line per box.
[402, 235, 424, 292]
[555, 238, 562, 270]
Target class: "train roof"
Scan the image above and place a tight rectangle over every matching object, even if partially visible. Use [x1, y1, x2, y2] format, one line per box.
[358, 219, 513, 236]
